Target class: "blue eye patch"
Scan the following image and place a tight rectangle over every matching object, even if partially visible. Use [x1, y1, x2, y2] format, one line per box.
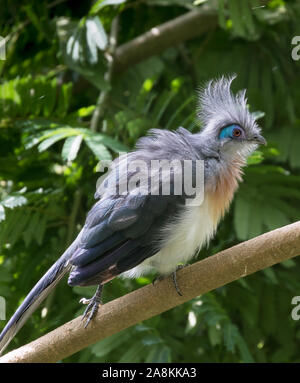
[219, 124, 241, 139]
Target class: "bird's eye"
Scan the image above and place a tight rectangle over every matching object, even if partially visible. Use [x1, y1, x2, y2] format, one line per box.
[219, 124, 243, 140]
[232, 128, 241, 137]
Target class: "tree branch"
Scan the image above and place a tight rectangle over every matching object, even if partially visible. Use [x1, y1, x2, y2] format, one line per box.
[72, 6, 217, 95]
[1, 221, 300, 363]
[114, 5, 218, 73]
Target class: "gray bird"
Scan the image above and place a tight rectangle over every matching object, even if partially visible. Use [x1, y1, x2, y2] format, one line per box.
[0, 75, 266, 354]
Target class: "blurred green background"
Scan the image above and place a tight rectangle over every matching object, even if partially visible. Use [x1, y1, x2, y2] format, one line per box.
[0, 0, 300, 362]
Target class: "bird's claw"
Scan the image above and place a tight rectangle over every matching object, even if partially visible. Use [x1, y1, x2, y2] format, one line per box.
[79, 297, 91, 305]
[81, 300, 101, 328]
[172, 263, 188, 296]
[80, 285, 103, 328]
[152, 264, 187, 296]
[172, 270, 183, 296]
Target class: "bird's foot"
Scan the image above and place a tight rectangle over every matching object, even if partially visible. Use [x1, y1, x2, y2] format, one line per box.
[79, 297, 92, 305]
[80, 285, 103, 328]
[172, 269, 183, 296]
[152, 264, 188, 296]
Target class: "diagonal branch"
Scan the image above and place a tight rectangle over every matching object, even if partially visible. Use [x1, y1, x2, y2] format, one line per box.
[1, 221, 300, 363]
[114, 5, 218, 73]
[72, 5, 218, 95]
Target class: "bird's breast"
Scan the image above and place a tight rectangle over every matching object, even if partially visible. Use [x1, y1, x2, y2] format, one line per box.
[123, 159, 244, 278]
[144, 160, 244, 275]
[206, 158, 244, 225]
[141, 194, 217, 275]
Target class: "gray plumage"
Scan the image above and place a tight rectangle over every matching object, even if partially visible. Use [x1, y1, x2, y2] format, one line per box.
[0, 75, 266, 355]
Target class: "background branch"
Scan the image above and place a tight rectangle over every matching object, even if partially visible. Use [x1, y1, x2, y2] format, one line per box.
[114, 6, 218, 74]
[1, 221, 300, 363]
[72, 6, 218, 96]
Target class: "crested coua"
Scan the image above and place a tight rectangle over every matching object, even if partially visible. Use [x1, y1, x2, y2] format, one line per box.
[0, 76, 266, 354]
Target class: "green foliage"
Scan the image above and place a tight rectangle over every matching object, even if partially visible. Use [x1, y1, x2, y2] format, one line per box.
[0, 75, 72, 119]
[0, 0, 300, 363]
[21, 120, 127, 160]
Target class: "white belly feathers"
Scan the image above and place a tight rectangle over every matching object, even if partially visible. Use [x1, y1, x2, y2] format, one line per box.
[122, 193, 217, 278]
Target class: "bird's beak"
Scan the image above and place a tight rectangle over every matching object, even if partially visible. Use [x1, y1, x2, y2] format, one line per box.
[251, 134, 267, 146]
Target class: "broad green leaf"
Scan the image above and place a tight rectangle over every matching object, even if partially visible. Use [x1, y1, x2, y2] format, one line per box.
[86, 17, 107, 64]
[62, 135, 83, 162]
[57, 17, 109, 91]
[84, 135, 112, 160]
[91, 133, 128, 153]
[37, 132, 72, 152]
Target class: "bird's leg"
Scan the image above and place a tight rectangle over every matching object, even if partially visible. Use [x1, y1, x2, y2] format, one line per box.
[153, 264, 187, 296]
[172, 270, 182, 296]
[172, 265, 186, 296]
[79, 284, 103, 328]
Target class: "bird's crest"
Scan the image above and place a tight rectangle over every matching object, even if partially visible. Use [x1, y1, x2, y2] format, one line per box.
[197, 75, 259, 135]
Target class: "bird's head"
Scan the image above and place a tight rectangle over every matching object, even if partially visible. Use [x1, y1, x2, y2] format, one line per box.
[197, 75, 266, 162]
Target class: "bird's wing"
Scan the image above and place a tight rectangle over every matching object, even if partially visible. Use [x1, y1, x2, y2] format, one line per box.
[68, 192, 184, 286]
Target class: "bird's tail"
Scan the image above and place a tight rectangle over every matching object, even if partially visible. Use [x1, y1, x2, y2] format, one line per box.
[0, 241, 77, 355]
